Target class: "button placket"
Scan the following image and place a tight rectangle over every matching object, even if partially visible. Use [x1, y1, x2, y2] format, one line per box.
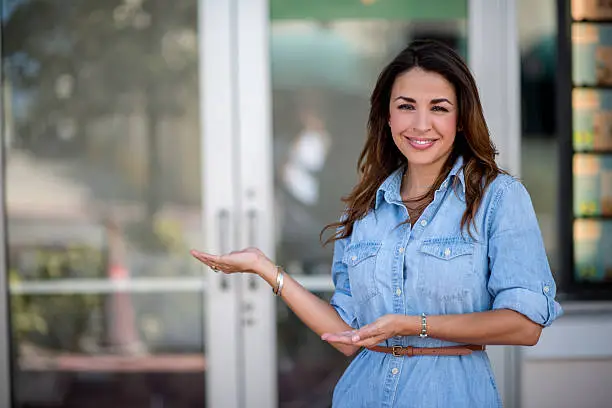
[393, 231, 408, 317]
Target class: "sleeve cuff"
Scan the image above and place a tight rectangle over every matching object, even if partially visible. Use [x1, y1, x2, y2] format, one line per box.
[330, 290, 358, 329]
[492, 282, 562, 327]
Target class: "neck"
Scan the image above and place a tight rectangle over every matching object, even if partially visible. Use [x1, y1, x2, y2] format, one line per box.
[402, 161, 445, 198]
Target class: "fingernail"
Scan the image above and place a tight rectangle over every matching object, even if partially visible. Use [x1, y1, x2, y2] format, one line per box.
[352, 335, 360, 342]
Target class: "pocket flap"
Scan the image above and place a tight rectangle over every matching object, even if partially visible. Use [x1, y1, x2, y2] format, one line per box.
[420, 240, 474, 260]
[343, 241, 382, 266]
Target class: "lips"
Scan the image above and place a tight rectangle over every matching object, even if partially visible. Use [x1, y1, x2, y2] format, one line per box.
[406, 137, 438, 150]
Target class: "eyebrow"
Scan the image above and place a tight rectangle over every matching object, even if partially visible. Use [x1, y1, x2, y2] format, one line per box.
[393, 96, 454, 105]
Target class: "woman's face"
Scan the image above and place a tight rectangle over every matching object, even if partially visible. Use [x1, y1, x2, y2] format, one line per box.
[388, 68, 458, 169]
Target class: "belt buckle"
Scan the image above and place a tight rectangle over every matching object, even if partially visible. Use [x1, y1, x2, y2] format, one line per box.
[392, 346, 403, 357]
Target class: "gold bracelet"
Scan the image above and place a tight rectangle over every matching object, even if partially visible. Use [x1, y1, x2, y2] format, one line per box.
[272, 266, 284, 297]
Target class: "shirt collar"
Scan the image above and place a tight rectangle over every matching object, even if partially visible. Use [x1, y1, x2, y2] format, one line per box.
[374, 155, 466, 209]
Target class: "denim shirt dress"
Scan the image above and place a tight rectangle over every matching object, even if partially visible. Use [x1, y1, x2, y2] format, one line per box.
[329, 156, 563, 408]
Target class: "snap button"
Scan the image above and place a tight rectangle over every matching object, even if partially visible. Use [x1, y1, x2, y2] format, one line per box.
[543, 286, 550, 293]
[396, 288, 402, 296]
[351, 256, 357, 261]
[391, 367, 399, 375]
[398, 247, 405, 253]
[420, 220, 428, 227]
[444, 248, 451, 257]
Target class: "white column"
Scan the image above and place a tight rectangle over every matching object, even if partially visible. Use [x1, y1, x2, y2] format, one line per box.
[235, 0, 277, 407]
[468, 0, 521, 177]
[468, 1, 522, 408]
[200, 0, 242, 407]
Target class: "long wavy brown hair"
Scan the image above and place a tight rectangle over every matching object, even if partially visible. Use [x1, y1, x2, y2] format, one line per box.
[321, 40, 503, 245]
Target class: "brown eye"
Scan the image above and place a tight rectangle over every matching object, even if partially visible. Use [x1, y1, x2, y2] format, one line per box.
[431, 106, 449, 112]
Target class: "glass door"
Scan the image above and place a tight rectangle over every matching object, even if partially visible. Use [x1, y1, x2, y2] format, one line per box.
[0, 0, 241, 407]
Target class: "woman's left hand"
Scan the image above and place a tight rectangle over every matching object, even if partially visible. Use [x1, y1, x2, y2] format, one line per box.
[321, 314, 413, 348]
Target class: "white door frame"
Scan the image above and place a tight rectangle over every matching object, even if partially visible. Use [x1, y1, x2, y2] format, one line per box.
[200, 0, 245, 407]
[468, 1, 521, 408]
[235, 0, 277, 407]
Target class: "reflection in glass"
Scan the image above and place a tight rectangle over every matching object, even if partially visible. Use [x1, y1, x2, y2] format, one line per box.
[573, 154, 612, 217]
[573, 88, 612, 152]
[271, 17, 467, 407]
[3, 0, 204, 406]
[574, 219, 612, 282]
[518, 0, 559, 273]
[572, 23, 612, 87]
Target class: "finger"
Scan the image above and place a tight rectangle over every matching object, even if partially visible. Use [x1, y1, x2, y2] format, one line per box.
[191, 252, 218, 264]
[350, 325, 379, 343]
[321, 331, 357, 344]
[354, 335, 388, 348]
[194, 257, 216, 269]
[190, 249, 216, 258]
[193, 254, 228, 270]
[192, 256, 224, 272]
[321, 335, 356, 345]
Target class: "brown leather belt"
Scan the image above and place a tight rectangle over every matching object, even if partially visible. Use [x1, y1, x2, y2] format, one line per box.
[367, 344, 486, 357]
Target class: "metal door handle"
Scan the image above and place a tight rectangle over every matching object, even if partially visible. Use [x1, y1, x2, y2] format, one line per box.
[217, 209, 230, 291]
[246, 209, 258, 290]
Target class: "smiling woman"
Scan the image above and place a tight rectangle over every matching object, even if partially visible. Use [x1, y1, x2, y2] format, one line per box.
[191, 40, 562, 408]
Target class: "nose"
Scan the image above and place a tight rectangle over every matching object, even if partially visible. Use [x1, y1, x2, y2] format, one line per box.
[412, 110, 431, 134]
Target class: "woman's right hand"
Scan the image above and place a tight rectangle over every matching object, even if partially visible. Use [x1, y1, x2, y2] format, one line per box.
[192, 249, 360, 356]
[190, 247, 273, 276]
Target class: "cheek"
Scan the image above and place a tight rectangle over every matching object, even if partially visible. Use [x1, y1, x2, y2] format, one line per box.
[389, 112, 414, 134]
[433, 115, 458, 141]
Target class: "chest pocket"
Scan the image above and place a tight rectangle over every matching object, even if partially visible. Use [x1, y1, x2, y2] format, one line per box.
[343, 241, 381, 303]
[417, 238, 476, 302]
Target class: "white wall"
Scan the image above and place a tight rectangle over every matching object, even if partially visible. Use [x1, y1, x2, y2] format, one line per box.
[521, 305, 612, 408]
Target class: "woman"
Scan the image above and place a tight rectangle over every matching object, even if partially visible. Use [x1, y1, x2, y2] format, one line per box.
[191, 40, 562, 407]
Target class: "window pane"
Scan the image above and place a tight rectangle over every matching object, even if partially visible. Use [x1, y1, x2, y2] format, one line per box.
[3, 0, 206, 406]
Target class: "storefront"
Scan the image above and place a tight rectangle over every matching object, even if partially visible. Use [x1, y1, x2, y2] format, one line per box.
[0, 0, 609, 407]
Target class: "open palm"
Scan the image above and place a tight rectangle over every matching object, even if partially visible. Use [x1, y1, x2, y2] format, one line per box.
[190, 247, 267, 274]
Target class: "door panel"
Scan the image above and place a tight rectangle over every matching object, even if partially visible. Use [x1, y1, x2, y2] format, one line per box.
[1, 0, 240, 407]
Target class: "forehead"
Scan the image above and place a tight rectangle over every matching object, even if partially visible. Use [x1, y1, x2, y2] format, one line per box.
[391, 68, 456, 101]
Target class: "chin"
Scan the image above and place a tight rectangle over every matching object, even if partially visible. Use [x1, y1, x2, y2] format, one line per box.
[403, 150, 445, 166]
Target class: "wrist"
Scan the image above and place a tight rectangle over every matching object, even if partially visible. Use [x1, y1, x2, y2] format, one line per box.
[397, 315, 421, 337]
[255, 257, 276, 280]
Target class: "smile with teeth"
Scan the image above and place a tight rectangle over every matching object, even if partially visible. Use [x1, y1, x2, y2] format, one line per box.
[406, 137, 438, 149]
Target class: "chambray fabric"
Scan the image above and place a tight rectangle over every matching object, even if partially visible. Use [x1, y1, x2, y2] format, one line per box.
[329, 156, 562, 408]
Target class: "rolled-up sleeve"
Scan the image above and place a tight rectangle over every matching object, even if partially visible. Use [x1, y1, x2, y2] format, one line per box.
[329, 236, 359, 328]
[487, 179, 563, 327]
